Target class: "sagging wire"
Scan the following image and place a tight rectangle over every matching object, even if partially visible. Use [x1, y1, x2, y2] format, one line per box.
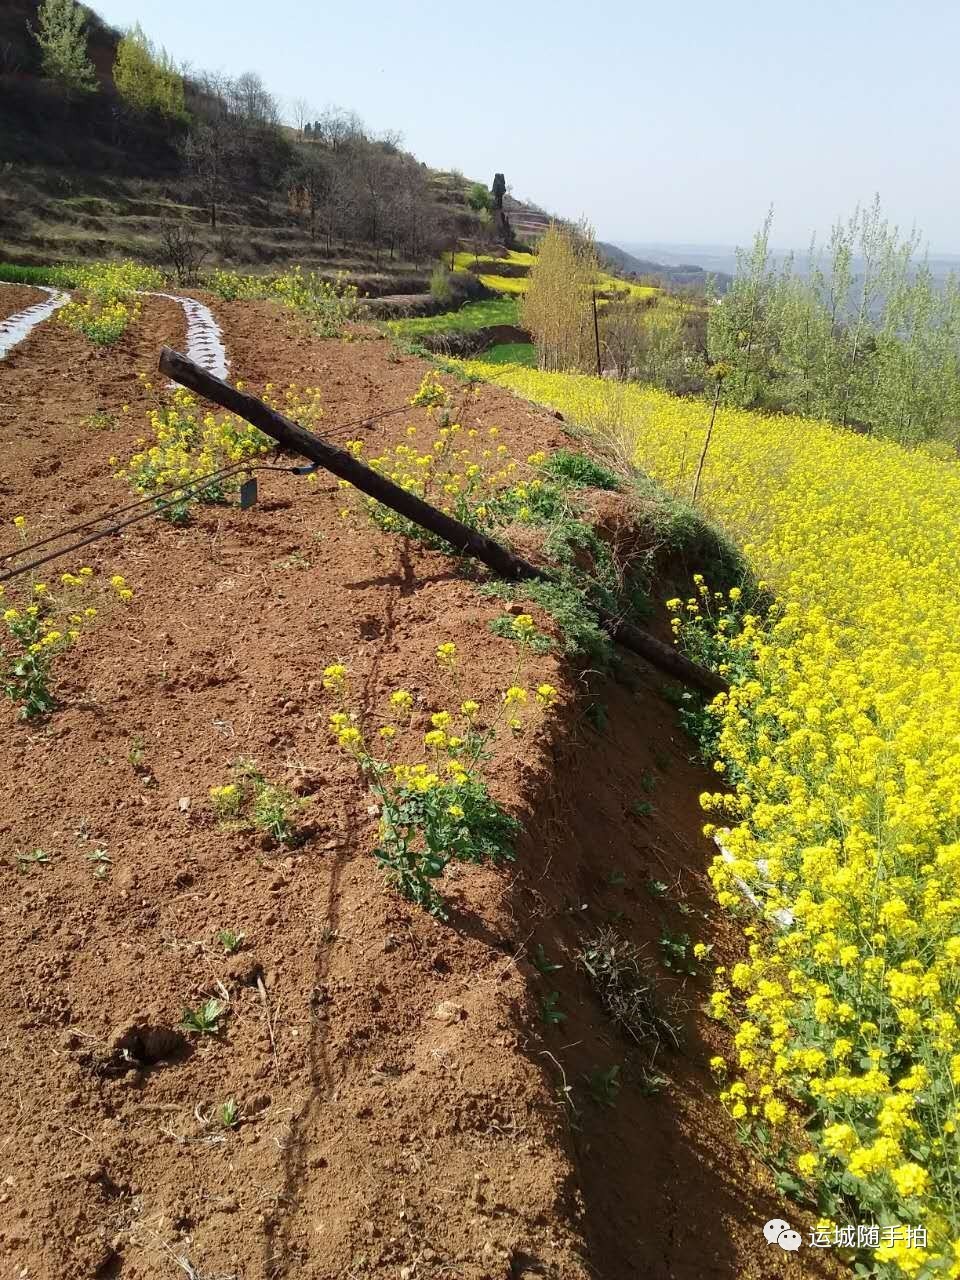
[0, 461, 247, 564]
[0, 462, 250, 585]
[0, 396, 421, 585]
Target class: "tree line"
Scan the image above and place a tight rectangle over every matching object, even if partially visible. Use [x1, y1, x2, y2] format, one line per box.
[24, 0, 482, 267]
[709, 200, 960, 447]
[523, 207, 960, 451]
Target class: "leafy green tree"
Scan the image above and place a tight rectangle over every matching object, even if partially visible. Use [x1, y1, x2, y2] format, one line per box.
[31, 0, 96, 95]
[709, 199, 960, 446]
[521, 221, 600, 372]
[706, 209, 783, 410]
[114, 24, 184, 117]
[466, 182, 493, 213]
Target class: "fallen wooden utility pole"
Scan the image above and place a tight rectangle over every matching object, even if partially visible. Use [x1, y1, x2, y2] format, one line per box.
[157, 347, 728, 697]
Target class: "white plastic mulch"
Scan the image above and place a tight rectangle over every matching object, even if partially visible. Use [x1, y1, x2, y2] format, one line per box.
[0, 283, 229, 381]
[150, 292, 229, 380]
[714, 830, 795, 927]
[0, 285, 70, 361]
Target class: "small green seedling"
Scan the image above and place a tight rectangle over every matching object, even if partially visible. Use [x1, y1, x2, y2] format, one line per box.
[217, 928, 245, 955]
[218, 1098, 240, 1128]
[273, 551, 311, 571]
[16, 848, 50, 873]
[532, 944, 562, 976]
[586, 1064, 621, 1108]
[181, 998, 226, 1035]
[540, 992, 567, 1026]
[210, 762, 302, 844]
[607, 870, 627, 888]
[640, 770, 657, 794]
[646, 878, 669, 898]
[83, 410, 115, 431]
[86, 848, 111, 879]
[128, 735, 157, 787]
[637, 1068, 669, 1096]
[631, 800, 653, 818]
[658, 930, 696, 975]
[251, 783, 299, 845]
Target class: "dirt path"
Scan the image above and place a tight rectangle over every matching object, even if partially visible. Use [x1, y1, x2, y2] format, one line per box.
[0, 300, 838, 1280]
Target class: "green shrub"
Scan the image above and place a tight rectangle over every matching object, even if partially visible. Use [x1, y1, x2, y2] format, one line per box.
[542, 448, 619, 491]
[429, 263, 454, 307]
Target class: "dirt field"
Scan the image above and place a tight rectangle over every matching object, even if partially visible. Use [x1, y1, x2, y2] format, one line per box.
[0, 298, 839, 1280]
[0, 282, 47, 322]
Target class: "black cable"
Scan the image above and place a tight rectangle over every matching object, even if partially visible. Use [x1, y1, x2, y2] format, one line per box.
[1, 461, 247, 563]
[320, 400, 414, 437]
[0, 397, 420, 584]
[0, 466, 251, 584]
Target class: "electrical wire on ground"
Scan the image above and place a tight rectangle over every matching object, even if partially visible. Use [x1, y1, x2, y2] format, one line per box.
[0, 398, 419, 586]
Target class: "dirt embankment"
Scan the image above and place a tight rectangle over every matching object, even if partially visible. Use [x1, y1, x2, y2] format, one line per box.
[0, 300, 837, 1280]
[414, 325, 532, 358]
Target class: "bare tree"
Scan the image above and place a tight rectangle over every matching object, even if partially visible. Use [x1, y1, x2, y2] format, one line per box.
[351, 145, 390, 262]
[289, 152, 330, 241]
[160, 218, 209, 285]
[229, 71, 279, 127]
[471, 207, 495, 264]
[376, 127, 404, 154]
[316, 164, 352, 253]
[315, 105, 366, 151]
[290, 96, 312, 140]
[183, 96, 235, 231]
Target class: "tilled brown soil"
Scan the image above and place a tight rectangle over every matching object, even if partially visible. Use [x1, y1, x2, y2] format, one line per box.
[0, 282, 47, 322]
[0, 298, 840, 1280]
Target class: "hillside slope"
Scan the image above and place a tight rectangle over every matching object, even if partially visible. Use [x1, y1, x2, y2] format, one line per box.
[0, 280, 843, 1277]
[598, 241, 732, 291]
[1, 1, 526, 288]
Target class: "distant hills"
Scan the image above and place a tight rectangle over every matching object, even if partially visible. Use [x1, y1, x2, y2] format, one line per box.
[599, 241, 732, 292]
[617, 240, 960, 289]
[495, 205, 733, 293]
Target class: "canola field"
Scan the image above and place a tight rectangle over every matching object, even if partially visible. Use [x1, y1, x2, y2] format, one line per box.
[449, 251, 657, 302]
[459, 362, 960, 1277]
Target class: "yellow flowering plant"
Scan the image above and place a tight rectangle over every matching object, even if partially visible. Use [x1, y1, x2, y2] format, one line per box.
[116, 383, 323, 519]
[209, 759, 302, 845]
[205, 267, 361, 336]
[322, 656, 556, 918]
[489, 609, 554, 654]
[461, 360, 960, 1274]
[59, 296, 141, 345]
[339, 397, 633, 665]
[57, 260, 163, 345]
[0, 558, 133, 718]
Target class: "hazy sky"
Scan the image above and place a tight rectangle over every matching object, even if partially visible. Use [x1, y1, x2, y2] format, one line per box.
[90, 0, 960, 253]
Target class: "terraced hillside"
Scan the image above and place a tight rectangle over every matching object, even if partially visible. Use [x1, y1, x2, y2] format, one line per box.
[0, 276, 836, 1279]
